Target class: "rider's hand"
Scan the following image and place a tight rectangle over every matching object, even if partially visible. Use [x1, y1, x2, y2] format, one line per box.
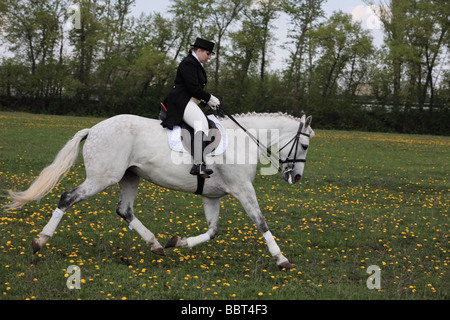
[207, 95, 220, 110]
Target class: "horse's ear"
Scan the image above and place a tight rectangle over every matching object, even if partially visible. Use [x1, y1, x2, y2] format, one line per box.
[305, 116, 314, 138]
[305, 116, 312, 127]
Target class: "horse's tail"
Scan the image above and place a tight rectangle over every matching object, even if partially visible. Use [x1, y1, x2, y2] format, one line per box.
[3, 129, 90, 212]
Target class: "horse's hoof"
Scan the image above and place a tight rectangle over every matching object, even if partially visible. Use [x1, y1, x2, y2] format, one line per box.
[151, 247, 166, 256]
[165, 235, 180, 248]
[278, 261, 294, 270]
[32, 238, 41, 254]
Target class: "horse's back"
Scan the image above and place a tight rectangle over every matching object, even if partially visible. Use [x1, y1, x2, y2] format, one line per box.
[92, 114, 159, 130]
[87, 114, 163, 141]
[82, 114, 164, 176]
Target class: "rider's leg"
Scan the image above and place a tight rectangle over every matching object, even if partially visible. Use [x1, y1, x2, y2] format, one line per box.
[183, 99, 209, 136]
[183, 99, 213, 177]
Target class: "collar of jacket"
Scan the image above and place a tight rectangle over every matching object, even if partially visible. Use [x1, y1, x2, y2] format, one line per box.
[190, 51, 203, 66]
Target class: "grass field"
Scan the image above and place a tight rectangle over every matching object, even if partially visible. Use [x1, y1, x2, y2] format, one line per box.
[0, 111, 448, 300]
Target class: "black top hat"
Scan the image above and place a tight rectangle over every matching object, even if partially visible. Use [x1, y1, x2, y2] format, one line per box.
[192, 38, 215, 54]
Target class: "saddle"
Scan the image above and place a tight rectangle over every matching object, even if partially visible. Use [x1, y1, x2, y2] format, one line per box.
[159, 104, 222, 157]
[159, 104, 224, 195]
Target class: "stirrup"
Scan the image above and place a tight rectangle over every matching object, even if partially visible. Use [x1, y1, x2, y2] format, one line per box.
[190, 164, 213, 178]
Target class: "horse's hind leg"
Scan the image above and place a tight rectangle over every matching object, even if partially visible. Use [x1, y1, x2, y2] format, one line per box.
[116, 170, 165, 256]
[32, 178, 112, 253]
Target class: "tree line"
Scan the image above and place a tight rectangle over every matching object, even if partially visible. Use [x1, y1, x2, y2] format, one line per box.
[0, 0, 448, 134]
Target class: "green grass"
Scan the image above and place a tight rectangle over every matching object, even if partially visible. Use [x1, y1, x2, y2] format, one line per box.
[0, 111, 449, 300]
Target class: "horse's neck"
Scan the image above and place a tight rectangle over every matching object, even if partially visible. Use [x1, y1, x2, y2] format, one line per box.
[223, 113, 299, 148]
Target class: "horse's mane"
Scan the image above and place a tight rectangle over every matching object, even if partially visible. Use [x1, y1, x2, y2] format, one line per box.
[219, 111, 301, 121]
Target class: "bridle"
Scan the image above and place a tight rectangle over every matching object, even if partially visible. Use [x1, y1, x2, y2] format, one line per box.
[279, 122, 310, 169]
[216, 106, 310, 174]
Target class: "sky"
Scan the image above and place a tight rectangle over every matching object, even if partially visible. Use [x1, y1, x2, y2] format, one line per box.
[131, 0, 385, 70]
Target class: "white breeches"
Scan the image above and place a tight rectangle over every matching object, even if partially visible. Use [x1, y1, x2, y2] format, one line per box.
[183, 98, 209, 135]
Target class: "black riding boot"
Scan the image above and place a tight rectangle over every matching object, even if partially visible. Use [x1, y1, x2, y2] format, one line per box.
[190, 131, 214, 178]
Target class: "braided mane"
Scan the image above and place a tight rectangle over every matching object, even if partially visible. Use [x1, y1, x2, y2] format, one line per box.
[219, 111, 301, 122]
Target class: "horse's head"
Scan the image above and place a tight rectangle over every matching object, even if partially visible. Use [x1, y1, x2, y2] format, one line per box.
[279, 115, 314, 184]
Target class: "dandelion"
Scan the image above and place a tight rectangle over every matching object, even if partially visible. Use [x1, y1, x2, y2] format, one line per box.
[1, 114, 448, 300]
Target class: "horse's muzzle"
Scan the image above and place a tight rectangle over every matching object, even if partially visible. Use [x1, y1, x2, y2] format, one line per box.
[282, 170, 302, 184]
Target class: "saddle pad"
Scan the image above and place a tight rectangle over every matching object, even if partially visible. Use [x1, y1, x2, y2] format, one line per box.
[165, 115, 228, 156]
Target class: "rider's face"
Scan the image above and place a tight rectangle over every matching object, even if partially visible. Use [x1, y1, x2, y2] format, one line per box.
[196, 49, 212, 64]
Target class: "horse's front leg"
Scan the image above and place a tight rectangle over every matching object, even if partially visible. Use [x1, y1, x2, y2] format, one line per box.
[232, 182, 294, 270]
[165, 196, 221, 249]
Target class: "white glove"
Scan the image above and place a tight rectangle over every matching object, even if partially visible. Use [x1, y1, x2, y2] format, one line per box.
[207, 95, 220, 110]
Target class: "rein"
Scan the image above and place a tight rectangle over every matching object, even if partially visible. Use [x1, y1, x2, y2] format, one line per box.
[216, 106, 309, 174]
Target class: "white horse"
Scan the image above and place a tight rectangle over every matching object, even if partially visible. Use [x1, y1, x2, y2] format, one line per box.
[4, 112, 314, 269]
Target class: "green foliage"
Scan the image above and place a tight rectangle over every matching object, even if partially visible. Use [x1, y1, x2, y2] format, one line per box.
[0, 0, 448, 134]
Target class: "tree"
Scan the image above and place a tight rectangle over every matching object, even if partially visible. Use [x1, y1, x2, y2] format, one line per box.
[366, 0, 449, 131]
[280, 0, 325, 109]
[95, 0, 136, 97]
[404, 0, 448, 113]
[127, 12, 177, 98]
[207, 0, 249, 90]
[0, 0, 87, 114]
[309, 11, 374, 126]
[228, 19, 262, 87]
[168, 0, 211, 62]
[245, 0, 279, 82]
[70, 1, 106, 97]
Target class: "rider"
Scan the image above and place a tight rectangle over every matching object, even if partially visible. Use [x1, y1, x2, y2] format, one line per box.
[161, 37, 220, 178]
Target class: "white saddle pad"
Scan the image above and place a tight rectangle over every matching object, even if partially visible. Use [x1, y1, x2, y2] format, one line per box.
[165, 115, 228, 156]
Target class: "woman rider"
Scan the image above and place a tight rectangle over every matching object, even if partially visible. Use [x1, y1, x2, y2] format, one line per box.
[161, 38, 220, 178]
